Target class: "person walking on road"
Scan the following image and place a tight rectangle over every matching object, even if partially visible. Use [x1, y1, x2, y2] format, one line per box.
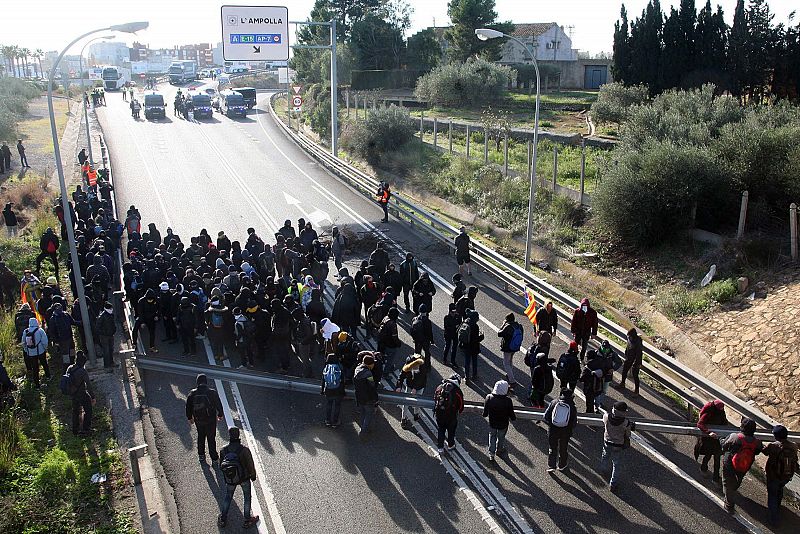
[186, 374, 224, 464]
[454, 226, 472, 277]
[95, 301, 117, 370]
[36, 227, 60, 277]
[218, 427, 260, 529]
[410, 304, 434, 364]
[22, 317, 49, 388]
[529, 352, 555, 408]
[600, 401, 635, 492]
[64, 350, 95, 436]
[376, 181, 391, 223]
[16, 140, 29, 168]
[377, 307, 401, 375]
[434, 373, 464, 453]
[459, 310, 483, 384]
[321, 353, 345, 427]
[535, 301, 558, 336]
[330, 226, 347, 273]
[543, 388, 577, 472]
[3, 202, 18, 237]
[353, 354, 379, 436]
[132, 288, 160, 353]
[175, 296, 198, 356]
[694, 399, 728, 484]
[399, 253, 420, 312]
[442, 303, 460, 367]
[555, 341, 581, 393]
[761, 424, 798, 526]
[721, 417, 762, 514]
[498, 313, 523, 390]
[570, 297, 598, 361]
[411, 272, 436, 316]
[483, 380, 516, 461]
[617, 328, 643, 395]
[396, 353, 429, 429]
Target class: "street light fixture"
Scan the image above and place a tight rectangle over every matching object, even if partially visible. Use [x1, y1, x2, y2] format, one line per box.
[47, 21, 148, 366]
[475, 28, 541, 271]
[80, 35, 115, 167]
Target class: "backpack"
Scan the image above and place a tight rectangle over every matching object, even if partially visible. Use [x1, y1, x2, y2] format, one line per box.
[191, 390, 214, 422]
[25, 329, 37, 349]
[457, 322, 471, 348]
[434, 381, 459, 418]
[556, 354, 575, 380]
[508, 324, 523, 352]
[46, 239, 57, 253]
[59, 371, 79, 395]
[731, 433, 758, 474]
[551, 400, 571, 428]
[410, 316, 425, 341]
[775, 443, 798, 483]
[323, 363, 342, 390]
[220, 445, 246, 485]
[592, 370, 604, 394]
[210, 310, 225, 329]
[536, 365, 555, 395]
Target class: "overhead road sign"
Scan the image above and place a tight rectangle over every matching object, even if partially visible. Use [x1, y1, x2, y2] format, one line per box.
[221, 5, 289, 61]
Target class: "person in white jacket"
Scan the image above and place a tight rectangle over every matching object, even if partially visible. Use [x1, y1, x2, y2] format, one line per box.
[21, 317, 50, 388]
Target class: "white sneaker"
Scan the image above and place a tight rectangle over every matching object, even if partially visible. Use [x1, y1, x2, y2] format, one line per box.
[488, 454, 495, 461]
[547, 467, 555, 473]
[447, 443, 456, 451]
[437, 447, 445, 454]
[237, 365, 245, 370]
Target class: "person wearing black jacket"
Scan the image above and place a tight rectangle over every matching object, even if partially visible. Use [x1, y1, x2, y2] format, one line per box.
[66, 351, 95, 436]
[36, 227, 60, 277]
[3, 202, 18, 237]
[530, 352, 555, 408]
[618, 328, 643, 395]
[368, 242, 390, 275]
[399, 253, 420, 312]
[95, 302, 117, 369]
[381, 264, 403, 300]
[186, 374, 224, 463]
[410, 304, 434, 363]
[556, 341, 581, 392]
[175, 297, 197, 356]
[442, 303, 460, 367]
[132, 289, 159, 353]
[218, 427, 259, 529]
[321, 353, 345, 427]
[396, 353, 429, 429]
[411, 272, 436, 315]
[543, 388, 578, 472]
[483, 380, 516, 461]
[462, 310, 484, 383]
[353, 354, 379, 436]
[534, 301, 558, 335]
[456, 286, 478, 320]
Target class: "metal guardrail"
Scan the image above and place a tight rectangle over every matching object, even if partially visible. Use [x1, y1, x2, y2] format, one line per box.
[267, 92, 783, 432]
[133, 356, 798, 442]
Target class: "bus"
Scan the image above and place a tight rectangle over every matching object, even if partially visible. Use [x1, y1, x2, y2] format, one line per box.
[102, 66, 130, 91]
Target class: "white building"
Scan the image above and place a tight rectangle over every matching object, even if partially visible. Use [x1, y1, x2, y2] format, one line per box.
[499, 23, 577, 63]
[88, 41, 130, 67]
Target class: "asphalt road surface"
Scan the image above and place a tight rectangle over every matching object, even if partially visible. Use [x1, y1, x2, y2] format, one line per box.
[97, 82, 799, 533]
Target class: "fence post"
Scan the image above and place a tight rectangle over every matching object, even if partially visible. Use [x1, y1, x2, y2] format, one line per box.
[552, 145, 558, 190]
[527, 139, 532, 177]
[363, 97, 367, 119]
[484, 127, 489, 164]
[579, 139, 586, 203]
[791, 203, 798, 261]
[449, 120, 453, 154]
[433, 117, 438, 148]
[466, 125, 471, 158]
[737, 190, 749, 239]
[353, 94, 358, 121]
[503, 134, 509, 176]
[419, 111, 424, 142]
[346, 90, 350, 118]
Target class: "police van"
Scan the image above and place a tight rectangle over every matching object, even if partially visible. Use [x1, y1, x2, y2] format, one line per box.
[218, 91, 247, 118]
[143, 93, 166, 120]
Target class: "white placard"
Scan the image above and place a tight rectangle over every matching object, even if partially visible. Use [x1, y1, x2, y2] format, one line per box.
[221, 5, 289, 61]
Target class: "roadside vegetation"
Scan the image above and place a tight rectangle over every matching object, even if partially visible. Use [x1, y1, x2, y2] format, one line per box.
[0, 77, 42, 141]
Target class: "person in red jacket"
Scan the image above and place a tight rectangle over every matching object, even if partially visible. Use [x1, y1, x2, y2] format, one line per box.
[570, 297, 598, 361]
[694, 399, 728, 483]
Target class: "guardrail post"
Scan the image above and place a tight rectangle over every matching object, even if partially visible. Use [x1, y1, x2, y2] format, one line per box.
[419, 111, 424, 141]
[527, 139, 532, 178]
[346, 90, 350, 118]
[466, 125, 471, 159]
[552, 145, 558, 190]
[353, 94, 358, 121]
[791, 203, 798, 261]
[448, 120, 453, 154]
[484, 127, 489, 164]
[433, 117, 438, 148]
[363, 96, 367, 120]
[128, 444, 147, 486]
[737, 191, 749, 239]
[503, 134, 509, 176]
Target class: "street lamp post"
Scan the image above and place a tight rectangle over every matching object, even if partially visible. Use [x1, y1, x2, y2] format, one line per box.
[47, 21, 148, 366]
[79, 36, 114, 167]
[476, 28, 541, 271]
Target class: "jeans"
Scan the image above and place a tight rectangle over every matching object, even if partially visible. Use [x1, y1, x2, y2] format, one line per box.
[325, 396, 342, 425]
[489, 427, 507, 455]
[767, 479, 787, 524]
[25, 353, 50, 387]
[220, 479, 252, 520]
[358, 403, 376, 434]
[414, 341, 431, 362]
[502, 351, 516, 384]
[180, 328, 197, 354]
[298, 343, 312, 377]
[436, 416, 457, 448]
[577, 335, 590, 361]
[207, 327, 225, 359]
[443, 337, 455, 364]
[382, 346, 398, 376]
[600, 442, 624, 486]
[132, 317, 156, 349]
[401, 386, 423, 422]
[71, 391, 93, 433]
[98, 334, 114, 367]
[621, 361, 640, 393]
[196, 420, 218, 460]
[560, 378, 577, 393]
[721, 464, 745, 509]
[548, 429, 570, 469]
[463, 349, 478, 378]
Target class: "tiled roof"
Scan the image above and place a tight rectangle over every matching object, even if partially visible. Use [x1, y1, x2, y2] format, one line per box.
[511, 23, 556, 38]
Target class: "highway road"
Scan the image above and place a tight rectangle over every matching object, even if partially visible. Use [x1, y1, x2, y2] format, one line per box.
[96, 82, 798, 533]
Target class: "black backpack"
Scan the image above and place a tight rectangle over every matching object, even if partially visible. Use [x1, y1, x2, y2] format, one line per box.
[776, 443, 798, 483]
[192, 390, 214, 422]
[457, 322, 471, 348]
[220, 444, 245, 485]
[434, 381, 458, 418]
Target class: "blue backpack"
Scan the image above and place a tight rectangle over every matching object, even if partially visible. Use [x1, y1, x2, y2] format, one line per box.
[323, 363, 342, 390]
[508, 324, 523, 352]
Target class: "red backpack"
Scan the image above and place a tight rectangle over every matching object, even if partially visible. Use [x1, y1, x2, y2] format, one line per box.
[731, 433, 758, 474]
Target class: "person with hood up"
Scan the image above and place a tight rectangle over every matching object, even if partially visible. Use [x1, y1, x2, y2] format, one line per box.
[761, 424, 798, 525]
[22, 317, 49, 388]
[329, 226, 347, 273]
[278, 219, 296, 241]
[456, 286, 478, 320]
[411, 272, 436, 315]
[377, 307, 401, 375]
[205, 298, 229, 361]
[410, 304, 434, 363]
[483, 380, 516, 461]
[233, 307, 256, 369]
[461, 310, 484, 384]
[95, 301, 117, 369]
[556, 341, 581, 392]
[694, 399, 728, 483]
[353, 354, 379, 436]
[270, 298, 292, 373]
[570, 297, 598, 361]
[292, 307, 316, 378]
[147, 222, 162, 247]
[36, 227, 60, 277]
[321, 353, 345, 427]
[544, 388, 578, 472]
[396, 353, 429, 429]
[382, 263, 402, 296]
[65, 351, 95, 436]
[498, 313, 523, 390]
[368, 241, 390, 276]
[529, 352, 555, 408]
[298, 222, 318, 252]
[580, 349, 606, 413]
[442, 303, 461, 367]
[48, 302, 75, 367]
[434, 373, 465, 453]
[186, 373, 224, 463]
[158, 282, 178, 343]
[359, 275, 380, 327]
[454, 226, 472, 276]
[332, 277, 360, 339]
[617, 328, 643, 395]
[600, 401, 635, 492]
[534, 301, 558, 336]
[399, 253, 420, 312]
[3, 202, 18, 237]
[15, 302, 35, 338]
[451, 273, 466, 303]
[218, 427, 259, 529]
[133, 288, 160, 353]
[721, 417, 763, 513]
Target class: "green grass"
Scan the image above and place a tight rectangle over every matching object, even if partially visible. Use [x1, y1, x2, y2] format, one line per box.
[655, 278, 739, 319]
[508, 89, 598, 107]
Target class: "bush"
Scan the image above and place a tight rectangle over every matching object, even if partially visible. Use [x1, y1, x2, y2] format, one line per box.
[303, 82, 331, 140]
[0, 411, 20, 475]
[593, 141, 725, 246]
[655, 279, 738, 318]
[34, 448, 77, 494]
[414, 58, 512, 108]
[590, 82, 649, 125]
[340, 105, 415, 165]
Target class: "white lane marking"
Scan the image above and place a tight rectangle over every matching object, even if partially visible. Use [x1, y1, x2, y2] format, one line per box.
[202, 339, 283, 534]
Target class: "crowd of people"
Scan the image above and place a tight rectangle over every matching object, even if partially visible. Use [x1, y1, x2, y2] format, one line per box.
[0, 139, 28, 174]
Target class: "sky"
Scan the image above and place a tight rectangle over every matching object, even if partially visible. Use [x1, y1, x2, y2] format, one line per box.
[5, 0, 798, 56]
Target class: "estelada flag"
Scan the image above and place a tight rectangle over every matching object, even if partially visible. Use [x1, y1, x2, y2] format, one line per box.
[524, 287, 537, 326]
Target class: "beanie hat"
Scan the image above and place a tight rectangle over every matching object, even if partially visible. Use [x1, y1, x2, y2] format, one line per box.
[196, 373, 207, 386]
[362, 354, 375, 366]
[569, 340, 578, 350]
[740, 417, 756, 436]
[449, 373, 462, 385]
[418, 304, 428, 314]
[612, 401, 628, 416]
[229, 427, 240, 441]
[773, 424, 789, 440]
